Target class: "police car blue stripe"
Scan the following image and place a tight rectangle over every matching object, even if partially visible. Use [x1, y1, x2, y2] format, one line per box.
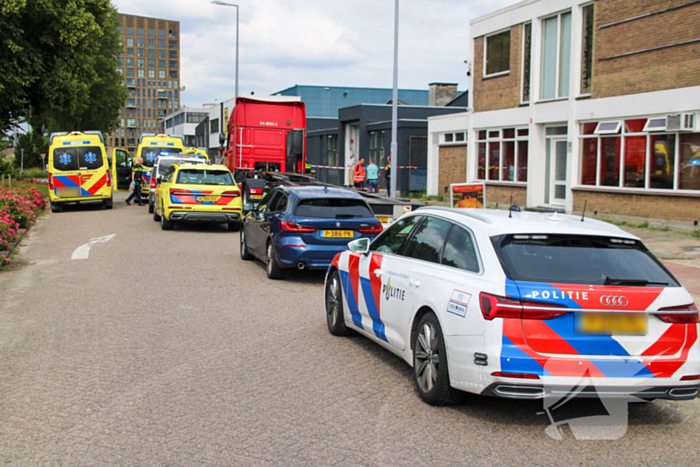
[339, 270, 363, 330]
[543, 313, 631, 357]
[360, 277, 387, 342]
[500, 335, 549, 376]
[586, 358, 655, 378]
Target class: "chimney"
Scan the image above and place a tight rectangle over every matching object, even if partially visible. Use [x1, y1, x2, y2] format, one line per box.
[429, 83, 458, 106]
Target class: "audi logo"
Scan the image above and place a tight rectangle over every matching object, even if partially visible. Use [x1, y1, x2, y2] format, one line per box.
[600, 296, 629, 307]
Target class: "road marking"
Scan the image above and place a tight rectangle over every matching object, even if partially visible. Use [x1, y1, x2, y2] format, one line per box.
[71, 234, 116, 260]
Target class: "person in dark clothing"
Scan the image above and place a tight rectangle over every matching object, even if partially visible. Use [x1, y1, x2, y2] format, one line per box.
[384, 163, 391, 196]
[125, 157, 145, 206]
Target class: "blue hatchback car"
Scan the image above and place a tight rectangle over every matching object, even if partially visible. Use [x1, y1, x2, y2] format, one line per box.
[240, 186, 383, 279]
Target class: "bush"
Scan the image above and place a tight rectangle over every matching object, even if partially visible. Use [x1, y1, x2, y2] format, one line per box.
[0, 180, 48, 265]
[21, 168, 48, 179]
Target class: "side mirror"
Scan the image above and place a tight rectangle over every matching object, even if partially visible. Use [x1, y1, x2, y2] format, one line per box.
[348, 238, 370, 255]
[219, 132, 226, 145]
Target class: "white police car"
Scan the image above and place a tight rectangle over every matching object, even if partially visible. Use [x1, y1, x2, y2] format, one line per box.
[324, 207, 700, 405]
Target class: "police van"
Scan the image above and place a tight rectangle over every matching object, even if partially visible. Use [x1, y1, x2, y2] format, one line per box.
[48, 131, 113, 212]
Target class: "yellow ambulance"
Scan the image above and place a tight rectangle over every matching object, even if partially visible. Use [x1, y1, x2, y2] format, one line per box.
[135, 134, 186, 196]
[48, 131, 113, 213]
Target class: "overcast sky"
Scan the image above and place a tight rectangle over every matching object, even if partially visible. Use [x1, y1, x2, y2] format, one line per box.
[112, 0, 517, 108]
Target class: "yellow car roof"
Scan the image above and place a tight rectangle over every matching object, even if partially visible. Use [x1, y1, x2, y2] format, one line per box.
[49, 131, 105, 146]
[176, 163, 230, 171]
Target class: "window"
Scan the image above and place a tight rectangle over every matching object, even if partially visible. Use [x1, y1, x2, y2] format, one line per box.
[294, 199, 373, 218]
[127, 68, 134, 77]
[441, 226, 480, 273]
[680, 134, 700, 190]
[485, 30, 510, 76]
[476, 128, 528, 182]
[327, 134, 338, 167]
[137, 69, 144, 78]
[159, 29, 165, 38]
[581, 4, 594, 94]
[116, 27, 122, 34]
[369, 131, 385, 166]
[522, 23, 532, 103]
[148, 59, 155, 67]
[158, 39, 165, 48]
[159, 50, 166, 59]
[169, 70, 177, 79]
[371, 215, 423, 255]
[126, 38, 133, 47]
[159, 60, 165, 68]
[148, 69, 155, 78]
[442, 132, 466, 144]
[126, 48, 133, 56]
[176, 169, 234, 186]
[137, 58, 144, 67]
[269, 194, 289, 212]
[187, 113, 207, 124]
[210, 118, 219, 134]
[137, 38, 144, 47]
[169, 60, 178, 69]
[116, 67, 123, 74]
[137, 28, 143, 36]
[159, 70, 165, 78]
[127, 119, 136, 127]
[169, 50, 177, 59]
[138, 48, 144, 57]
[148, 39, 154, 48]
[148, 29, 154, 37]
[169, 40, 177, 49]
[126, 27, 133, 35]
[403, 217, 452, 264]
[126, 58, 134, 66]
[541, 12, 572, 99]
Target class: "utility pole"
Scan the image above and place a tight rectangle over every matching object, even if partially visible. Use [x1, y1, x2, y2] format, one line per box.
[390, 0, 399, 199]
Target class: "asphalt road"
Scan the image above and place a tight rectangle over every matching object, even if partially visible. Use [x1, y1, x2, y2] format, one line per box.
[1, 192, 699, 466]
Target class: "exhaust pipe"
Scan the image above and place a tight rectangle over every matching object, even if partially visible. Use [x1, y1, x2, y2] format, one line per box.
[296, 262, 306, 270]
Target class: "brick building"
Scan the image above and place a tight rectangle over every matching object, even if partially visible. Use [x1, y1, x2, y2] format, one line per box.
[108, 13, 182, 157]
[427, 0, 700, 223]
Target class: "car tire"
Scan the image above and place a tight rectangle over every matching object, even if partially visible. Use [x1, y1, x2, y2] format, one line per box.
[240, 229, 253, 261]
[104, 197, 113, 210]
[50, 201, 61, 213]
[228, 221, 241, 232]
[160, 205, 174, 230]
[325, 270, 351, 336]
[148, 202, 154, 214]
[265, 241, 285, 280]
[413, 313, 463, 406]
[153, 204, 161, 222]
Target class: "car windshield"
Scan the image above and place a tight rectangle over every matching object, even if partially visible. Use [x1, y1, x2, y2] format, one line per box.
[141, 147, 183, 167]
[492, 234, 679, 287]
[294, 198, 374, 218]
[176, 169, 233, 185]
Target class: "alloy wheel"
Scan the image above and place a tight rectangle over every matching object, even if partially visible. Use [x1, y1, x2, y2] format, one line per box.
[415, 322, 439, 393]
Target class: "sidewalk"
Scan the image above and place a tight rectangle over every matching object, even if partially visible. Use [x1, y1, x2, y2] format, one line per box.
[620, 226, 700, 305]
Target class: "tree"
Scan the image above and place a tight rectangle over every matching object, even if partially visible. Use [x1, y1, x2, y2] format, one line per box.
[14, 128, 49, 170]
[0, 0, 127, 135]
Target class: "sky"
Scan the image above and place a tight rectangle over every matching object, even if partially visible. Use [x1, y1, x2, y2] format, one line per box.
[111, 0, 517, 108]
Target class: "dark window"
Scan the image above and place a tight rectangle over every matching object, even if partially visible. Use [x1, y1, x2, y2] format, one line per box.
[269, 194, 288, 212]
[370, 215, 423, 255]
[441, 226, 480, 272]
[294, 198, 373, 219]
[258, 191, 278, 212]
[210, 118, 219, 134]
[486, 30, 510, 75]
[78, 146, 104, 170]
[492, 234, 679, 287]
[53, 148, 78, 171]
[403, 217, 451, 264]
[176, 169, 233, 186]
[156, 159, 202, 177]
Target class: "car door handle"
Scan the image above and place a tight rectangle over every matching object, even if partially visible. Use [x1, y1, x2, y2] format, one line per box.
[374, 269, 384, 277]
[409, 279, 421, 288]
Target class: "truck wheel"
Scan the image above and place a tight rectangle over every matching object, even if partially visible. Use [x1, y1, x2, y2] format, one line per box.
[104, 197, 113, 209]
[50, 201, 61, 213]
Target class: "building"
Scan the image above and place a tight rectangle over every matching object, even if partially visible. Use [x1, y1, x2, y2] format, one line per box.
[108, 13, 182, 156]
[161, 107, 209, 147]
[428, 0, 700, 223]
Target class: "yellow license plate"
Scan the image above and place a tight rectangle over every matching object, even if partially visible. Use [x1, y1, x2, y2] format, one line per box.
[377, 216, 388, 223]
[577, 313, 647, 335]
[197, 196, 219, 202]
[322, 230, 353, 238]
[250, 194, 263, 199]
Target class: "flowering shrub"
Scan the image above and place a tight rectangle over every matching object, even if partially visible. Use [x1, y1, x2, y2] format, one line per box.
[0, 181, 48, 265]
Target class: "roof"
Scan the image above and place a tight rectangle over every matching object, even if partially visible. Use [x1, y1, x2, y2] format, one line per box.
[281, 185, 363, 200]
[415, 207, 637, 239]
[175, 163, 229, 171]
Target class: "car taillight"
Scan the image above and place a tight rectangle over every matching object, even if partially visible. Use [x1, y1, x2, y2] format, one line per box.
[359, 224, 383, 234]
[249, 188, 263, 195]
[106, 170, 111, 188]
[479, 293, 568, 320]
[491, 372, 540, 380]
[170, 188, 191, 195]
[150, 176, 157, 190]
[222, 191, 240, 198]
[655, 303, 699, 324]
[48, 172, 54, 190]
[680, 374, 700, 381]
[280, 221, 315, 233]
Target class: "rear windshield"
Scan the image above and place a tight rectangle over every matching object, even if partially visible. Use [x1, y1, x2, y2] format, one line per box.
[294, 199, 374, 219]
[53, 146, 104, 171]
[492, 234, 679, 287]
[176, 169, 233, 185]
[156, 159, 202, 176]
[141, 147, 183, 167]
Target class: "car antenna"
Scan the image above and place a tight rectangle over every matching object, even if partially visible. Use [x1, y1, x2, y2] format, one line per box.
[581, 199, 587, 222]
[508, 194, 513, 218]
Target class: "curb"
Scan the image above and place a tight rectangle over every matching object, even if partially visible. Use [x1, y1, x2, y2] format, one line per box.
[1, 228, 29, 261]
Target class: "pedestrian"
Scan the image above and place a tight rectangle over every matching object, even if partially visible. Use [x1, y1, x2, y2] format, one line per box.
[384, 162, 391, 196]
[366, 159, 379, 193]
[346, 153, 357, 186]
[353, 158, 366, 190]
[125, 157, 145, 206]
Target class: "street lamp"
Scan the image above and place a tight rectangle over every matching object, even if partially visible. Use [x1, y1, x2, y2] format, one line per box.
[211, 0, 239, 99]
[390, 0, 399, 198]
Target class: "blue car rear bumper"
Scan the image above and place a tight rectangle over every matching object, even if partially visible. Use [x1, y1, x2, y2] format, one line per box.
[274, 236, 351, 269]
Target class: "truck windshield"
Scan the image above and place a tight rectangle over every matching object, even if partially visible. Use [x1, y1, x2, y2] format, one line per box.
[176, 169, 234, 185]
[491, 234, 679, 287]
[294, 199, 374, 218]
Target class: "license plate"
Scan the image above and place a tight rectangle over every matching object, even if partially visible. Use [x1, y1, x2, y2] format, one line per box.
[576, 313, 647, 335]
[322, 230, 353, 238]
[377, 216, 388, 223]
[197, 196, 218, 202]
[250, 194, 263, 199]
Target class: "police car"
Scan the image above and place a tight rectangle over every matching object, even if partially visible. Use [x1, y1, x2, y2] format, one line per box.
[325, 207, 700, 405]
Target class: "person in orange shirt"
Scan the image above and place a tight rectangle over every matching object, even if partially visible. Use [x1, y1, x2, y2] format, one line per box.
[354, 158, 366, 190]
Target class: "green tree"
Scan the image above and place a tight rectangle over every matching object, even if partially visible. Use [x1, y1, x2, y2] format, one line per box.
[0, 0, 127, 134]
[14, 128, 49, 170]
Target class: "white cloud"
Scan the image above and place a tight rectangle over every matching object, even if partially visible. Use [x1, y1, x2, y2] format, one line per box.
[112, 0, 520, 106]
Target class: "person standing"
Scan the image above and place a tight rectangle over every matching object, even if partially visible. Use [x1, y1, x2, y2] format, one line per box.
[353, 158, 366, 190]
[346, 153, 357, 186]
[125, 157, 145, 206]
[384, 162, 391, 196]
[366, 159, 379, 193]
